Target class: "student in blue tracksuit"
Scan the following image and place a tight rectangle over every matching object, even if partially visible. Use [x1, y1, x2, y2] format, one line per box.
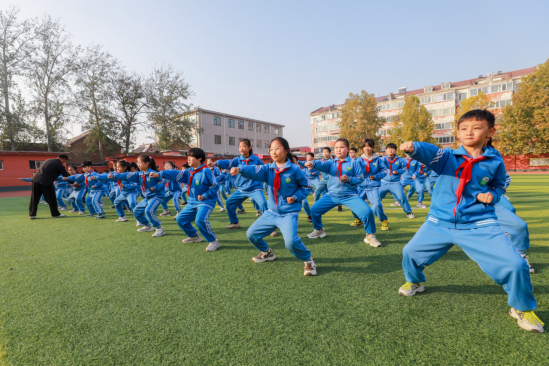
[54, 175, 71, 211]
[64, 161, 106, 219]
[96, 160, 140, 223]
[111, 155, 166, 237]
[293, 155, 313, 222]
[379, 143, 415, 218]
[206, 158, 226, 212]
[159, 161, 183, 217]
[398, 109, 542, 333]
[150, 148, 220, 251]
[230, 137, 317, 276]
[305, 138, 382, 247]
[429, 170, 439, 190]
[106, 168, 118, 209]
[313, 147, 332, 202]
[62, 165, 87, 214]
[215, 138, 268, 229]
[217, 168, 228, 200]
[396, 154, 419, 205]
[351, 139, 389, 230]
[406, 163, 433, 208]
[298, 152, 322, 191]
[485, 146, 534, 274]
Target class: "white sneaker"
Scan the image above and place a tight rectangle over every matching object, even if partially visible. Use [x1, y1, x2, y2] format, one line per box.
[205, 239, 220, 252]
[115, 217, 128, 222]
[136, 221, 141, 226]
[59, 207, 68, 211]
[159, 210, 171, 217]
[219, 207, 225, 212]
[406, 213, 416, 219]
[78, 212, 86, 215]
[304, 258, 317, 276]
[307, 229, 326, 239]
[256, 210, 262, 217]
[53, 214, 65, 218]
[364, 234, 382, 247]
[225, 223, 241, 229]
[137, 225, 154, 232]
[390, 201, 401, 207]
[69, 210, 77, 213]
[417, 202, 427, 209]
[399, 282, 425, 296]
[29, 216, 37, 219]
[509, 308, 544, 333]
[182, 235, 203, 243]
[252, 249, 276, 263]
[521, 254, 534, 274]
[152, 228, 165, 237]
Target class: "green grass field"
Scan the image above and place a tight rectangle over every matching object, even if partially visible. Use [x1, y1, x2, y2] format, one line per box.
[1, 175, 548, 365]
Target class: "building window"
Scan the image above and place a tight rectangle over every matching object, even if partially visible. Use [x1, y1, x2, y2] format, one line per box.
[229, 137, 235, 145]
[0, 160, 3, 170]
[457, 92, 467, 101]
[256, 123, 261, 132]
[441, 82, 451, 89]
[488, 99, 512, 109]
[264, 125, 269, 133]
[274, 127, 279, 135]
[249, 139, 253, 146]
[214, 116, 221, 126]
[436, 136, 455, 144]
[314, 135, 340, 143]
[377, 129, 387, 136]
[313, 118, 318, 123]
[435, 122, 454, 130]
[228, 119, 235, 128]
[428, 107, 455, 117]
[264, 140, 269, 148]
[238, 120, 244, 129]
[29, 160, 44, 169]
[214, 135, 222, 144]
[248, 122, 253, 131]
[256, 140, 261, 147]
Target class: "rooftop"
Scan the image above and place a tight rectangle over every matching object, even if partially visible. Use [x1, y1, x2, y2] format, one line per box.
[187, 107, 286, 127]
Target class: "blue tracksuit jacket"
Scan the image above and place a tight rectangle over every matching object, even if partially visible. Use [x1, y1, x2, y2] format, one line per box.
[401, 158, 419, 180]
[356, 155, 385, 189]
[409, 142, 506, 229]
[238, 160, 310, 214]
[159, 165, 219, 207]
[380, 156, 407, 182]
[216, 154, 264, 192]
[310, 156, 363, 197]
[96, 173, 139, 195]
[113, 169, 165, 199]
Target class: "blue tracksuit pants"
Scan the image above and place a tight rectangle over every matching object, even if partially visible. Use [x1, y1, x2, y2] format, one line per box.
[379, 182, 413, 213]
[430, 177, 438, 190]
[314, 180, 328, 202]
[56, 188, 68, 207]
[115, 192, 138, 218]
[226, 189, 268, 224]
[406, 178, 433, 202]
[134, 197, 162, 228]
[353, 188, 388, 222]
[86, 191, 104, 215]
[108, 187, 118, 205]
[161, 191, 182, 212]
[247, 210, 312, 261]
[68, 190, 86, 212]
[402, 221, 536, 311]
[302, 188, 313, 217]
[312, 194, 376, 234]
[177, 203, 217, 242]
[495, 201, 529, 253]
[216, 191, 225, 209]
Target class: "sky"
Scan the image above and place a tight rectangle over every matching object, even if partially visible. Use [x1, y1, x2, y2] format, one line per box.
[11, 0, 549, 148]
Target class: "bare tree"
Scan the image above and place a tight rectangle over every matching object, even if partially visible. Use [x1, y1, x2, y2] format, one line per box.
[0, 6, 37, 150]
[145, 65, 198, 151]
[27, 15, 79, 151]
[73, 44, 118, 162]
[109, 70, 148, 153]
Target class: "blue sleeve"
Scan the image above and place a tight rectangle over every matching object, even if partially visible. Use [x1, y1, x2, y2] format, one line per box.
[504, 174, 511, 190]
[254, 156, 264, 165]
[311, 159, 332, 174]
[90, 173, 103, 189]
[396, 158, 407, 175]
[114, 172, 140, 183]
[216, 157, 239, 170]
[96, 173, 115, 182]
[346, 161, 364, 186]
[293, 169, 311, 202]
[484, 161, 506, 206]
[297, 161, 305, 168]
[201, 170, 220, 200]
[409, 142, 451, 175]
[237, 164, 269, 183]
[160, 169, 190, 184]
[22, 178, 32, 182]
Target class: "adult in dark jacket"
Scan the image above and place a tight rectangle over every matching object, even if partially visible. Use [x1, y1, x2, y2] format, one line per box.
[29, 154, 71, 219]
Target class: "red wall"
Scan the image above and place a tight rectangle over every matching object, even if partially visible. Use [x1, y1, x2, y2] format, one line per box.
[0, 152, 69, 190]
[503, 154, 549, 171]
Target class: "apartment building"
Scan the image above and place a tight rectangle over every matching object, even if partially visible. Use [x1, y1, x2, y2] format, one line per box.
[310, 66, 535, 153]
[184, 108, 284, 156]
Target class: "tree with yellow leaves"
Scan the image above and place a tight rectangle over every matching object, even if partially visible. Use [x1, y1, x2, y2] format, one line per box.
[338, 90, 384, 150]
[453, 92, 494, 147]
[497, 59, 549, 155]
[386, 94, 438, 154]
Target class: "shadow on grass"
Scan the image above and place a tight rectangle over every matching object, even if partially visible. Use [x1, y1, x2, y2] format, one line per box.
[425, 285, 549, 295]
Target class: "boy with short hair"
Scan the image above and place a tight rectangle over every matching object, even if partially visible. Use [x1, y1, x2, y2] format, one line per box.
[398, 109, 543, 333]
[379, 143, 415, 218]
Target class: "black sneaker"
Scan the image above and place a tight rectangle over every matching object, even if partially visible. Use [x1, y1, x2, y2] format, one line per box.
[110, 206, 115, 209]
[307, 216, 312, 223]
[337, 206, 343, 212]
[237, 209, 246, 214]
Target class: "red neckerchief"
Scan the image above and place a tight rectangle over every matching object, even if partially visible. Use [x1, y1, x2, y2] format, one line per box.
[241, 158, 252, 165]
[387, 157, 398, 172]
[336, 159, 346, 187]
[84, 169, 95, 188]
[188, 165, 207, 193]
[406, 157, 412, 171]
[420, 166, 424, 174]
[362, 157, 371, 174]
[453, 155, 486, 216]
[141, 173, 147, 193]
[273, 165, 289, 204]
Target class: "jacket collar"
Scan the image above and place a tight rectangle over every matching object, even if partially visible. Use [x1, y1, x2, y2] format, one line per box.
[190, 164, 205, 171]
[270, 160, 292, 170]
[240, 154, 253, 160]
[452, 145, 496, 158]
[335, 156, 351, 163]
[360, 153, 379, 162]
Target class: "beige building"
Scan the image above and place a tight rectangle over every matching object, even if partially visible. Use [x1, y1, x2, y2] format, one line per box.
[185, 108, 284, 156]
[310, 66, 535, 153]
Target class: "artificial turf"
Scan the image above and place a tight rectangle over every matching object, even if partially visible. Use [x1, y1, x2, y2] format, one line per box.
[1, 175, 548, 365]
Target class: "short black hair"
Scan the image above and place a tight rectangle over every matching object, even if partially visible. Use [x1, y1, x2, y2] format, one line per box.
[81, 160, 93, 167]
[457, 109, 495, 128]
[363, 138, 375, 149]
[322, 147, 331, 153]
[307, 152, 314, 158]
[349, 148, 357, 153]
[386, 143, 397, 150]
[188, 147, 206, 163]
[183, 163, 190, 169]
[109, 168, 114, 172]
[58, 153, 69, 160]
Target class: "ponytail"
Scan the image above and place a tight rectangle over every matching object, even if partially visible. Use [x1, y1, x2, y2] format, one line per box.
[138, 155, 159, 171]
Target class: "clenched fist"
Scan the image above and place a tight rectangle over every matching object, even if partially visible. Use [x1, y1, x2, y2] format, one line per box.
[230, 167, 240, 176]
[149, 172, 159, 178]
[400, 141, 415, 153]
[340, 175, 349, 182]
[287, 196, 295, 204]
[304, 161, 313, 168]
[477, 192, 493, 204]
[198, 195, 204, 201]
